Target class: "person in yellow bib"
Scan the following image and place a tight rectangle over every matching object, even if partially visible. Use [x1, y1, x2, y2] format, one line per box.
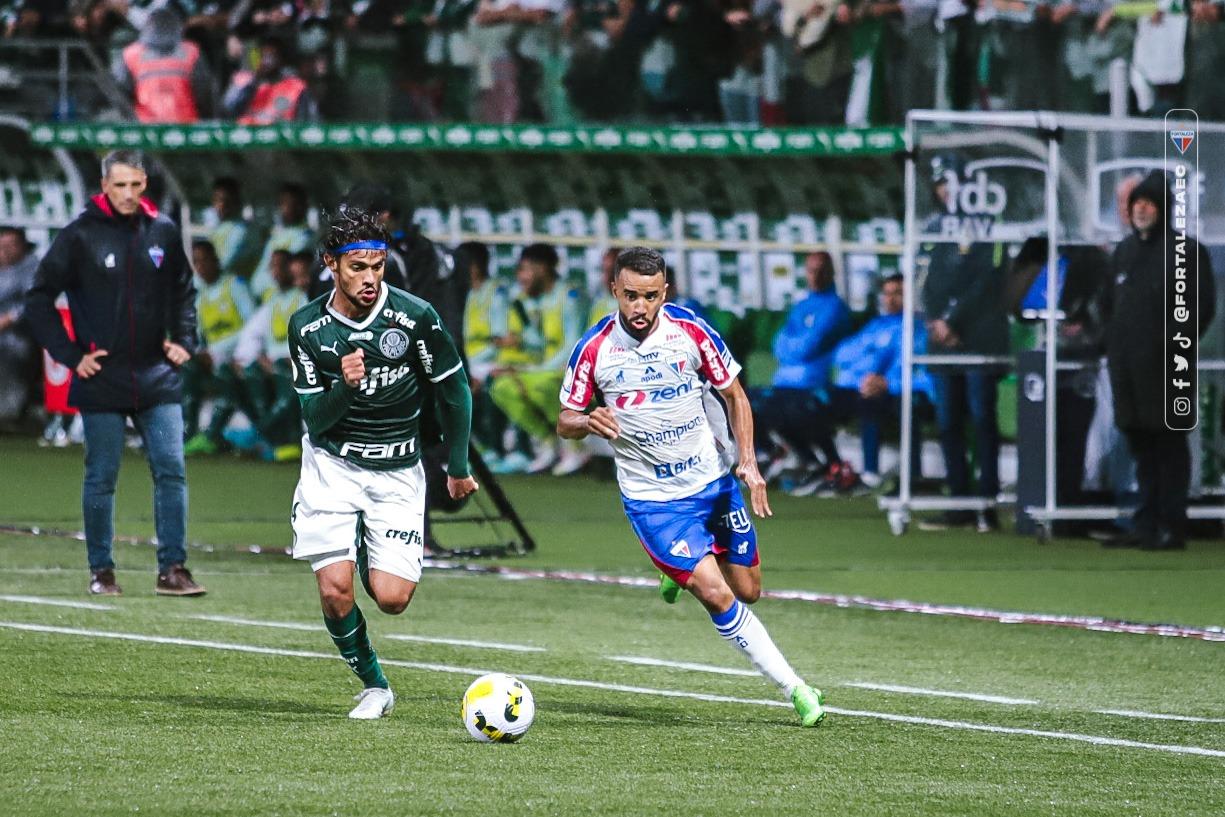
[229, 250, 313, 459]
[183, 240, 257, 454]
[489, 243, 589, 475]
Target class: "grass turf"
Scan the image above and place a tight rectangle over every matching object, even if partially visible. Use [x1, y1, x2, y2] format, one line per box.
[0, 437, 1222, 816]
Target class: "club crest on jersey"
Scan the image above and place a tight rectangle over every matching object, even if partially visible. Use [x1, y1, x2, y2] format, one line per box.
[379, 328, 409, 359]
[669, 540, 691, 558]
[1170, 129, 1195, 155]
[148, 245, 165, 268]
[668, 359, 686, 376]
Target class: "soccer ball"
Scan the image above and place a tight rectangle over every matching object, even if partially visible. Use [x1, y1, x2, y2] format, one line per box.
[461, 673, 535, 743]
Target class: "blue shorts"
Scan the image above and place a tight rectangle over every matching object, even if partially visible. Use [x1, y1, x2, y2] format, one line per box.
[622, 473, 759, 585]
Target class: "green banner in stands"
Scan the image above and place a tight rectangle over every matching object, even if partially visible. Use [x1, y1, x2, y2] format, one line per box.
[29, 123, 905, 157]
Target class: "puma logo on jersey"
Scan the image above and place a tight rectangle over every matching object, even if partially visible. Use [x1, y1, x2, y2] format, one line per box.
[320, 342, 340, 356]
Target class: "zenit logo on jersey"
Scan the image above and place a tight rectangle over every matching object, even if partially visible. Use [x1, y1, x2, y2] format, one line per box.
[560, 304, 741, 501]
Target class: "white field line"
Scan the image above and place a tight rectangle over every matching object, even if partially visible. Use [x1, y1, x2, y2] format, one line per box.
[0, 594, 115, 611]
[384, 634, 545, 653]
[192, 614, 544, 652]
[2, 621, 1224, 760]
[608, 655, 759, 677]
[843, 682, 1038, 706]
[1093, 709, 1225, 724]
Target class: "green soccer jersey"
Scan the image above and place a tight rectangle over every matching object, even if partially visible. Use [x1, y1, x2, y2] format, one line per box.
[288, 285, 464, 471]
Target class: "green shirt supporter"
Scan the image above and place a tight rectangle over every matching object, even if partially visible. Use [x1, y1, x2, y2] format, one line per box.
[196, 273, 256, 361]
[289, 285, 467, 472]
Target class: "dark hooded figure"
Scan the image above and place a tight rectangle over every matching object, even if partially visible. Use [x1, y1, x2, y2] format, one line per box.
[1103, 169, 1216, 551]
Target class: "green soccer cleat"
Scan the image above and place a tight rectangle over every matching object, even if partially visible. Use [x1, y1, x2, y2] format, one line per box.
[658, 573, 683, 604]
[791, 684, 826, 727]
[183, 432, 218, 456]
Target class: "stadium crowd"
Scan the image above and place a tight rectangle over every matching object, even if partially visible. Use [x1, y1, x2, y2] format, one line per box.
[3, 0, 1225, 125]
[0, 168, 1217, 547]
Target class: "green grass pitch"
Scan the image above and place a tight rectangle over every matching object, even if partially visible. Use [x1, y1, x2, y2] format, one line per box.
[0, 437, 1222, 816]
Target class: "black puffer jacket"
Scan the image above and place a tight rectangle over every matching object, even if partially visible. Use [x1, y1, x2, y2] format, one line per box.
[1105, 170, 1216, 431]
[23, 194, 197, 412]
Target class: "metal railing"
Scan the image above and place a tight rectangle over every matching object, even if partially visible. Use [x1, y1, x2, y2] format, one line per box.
[0, 38, 134, 121]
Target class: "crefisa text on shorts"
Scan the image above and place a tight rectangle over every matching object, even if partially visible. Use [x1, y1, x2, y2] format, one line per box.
[1165, 110, 1199, 431]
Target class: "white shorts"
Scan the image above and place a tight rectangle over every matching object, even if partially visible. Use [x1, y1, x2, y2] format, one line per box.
[291, 437, 426, 583]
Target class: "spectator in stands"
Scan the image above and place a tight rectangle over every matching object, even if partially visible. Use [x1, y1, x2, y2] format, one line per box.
[655, 0, 737, 121]
[6, 0, 73, 37]
[562, 0, 646, 120]
[113, 7, 216, 122]
[223, 35, 320, 123]
[753, 251, 851, 480]
[0, 227, 39, 425]
[460, 241, 516, 465]
[421, 0, 480, 120]
[471, 0, 563, 122]
[249, 181, 313, 301]
[182, 238, 257, 454]
[844, 0, 903, 125]
[791, 272, 930, 495]
[22, 149, 205, 597]
[1102, 170, 1216, 551]
[919, 161, 1010, 532]
[230, 247, 311, 460]
[782, 0, 854, 123]
[490, 243, 588, 474]
[204, 176, 261, 278]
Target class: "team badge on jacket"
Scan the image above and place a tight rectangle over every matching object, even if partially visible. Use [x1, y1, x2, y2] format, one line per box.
[148, 245, 165, 268]
[379, 328, 409, 359]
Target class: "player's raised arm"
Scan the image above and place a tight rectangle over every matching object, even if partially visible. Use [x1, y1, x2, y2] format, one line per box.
[290, 319, 358, 436]
[718, 378, 772, 519]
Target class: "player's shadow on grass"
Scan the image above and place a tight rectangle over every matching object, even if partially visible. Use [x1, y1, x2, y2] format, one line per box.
[91, 692, 335, 717]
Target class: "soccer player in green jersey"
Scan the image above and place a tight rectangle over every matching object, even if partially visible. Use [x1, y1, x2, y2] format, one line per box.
[287, 206, 478, 719]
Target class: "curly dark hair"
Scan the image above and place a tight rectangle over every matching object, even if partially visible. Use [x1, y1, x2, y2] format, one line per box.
[320, 205, 391, 257]
[615, 246, 666, 279]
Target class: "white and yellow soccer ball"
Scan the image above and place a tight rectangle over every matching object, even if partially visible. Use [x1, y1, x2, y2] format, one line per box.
[461, 673, 535, 743]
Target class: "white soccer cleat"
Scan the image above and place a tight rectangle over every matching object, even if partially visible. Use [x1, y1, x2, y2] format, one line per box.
[348, 687, 395, 720]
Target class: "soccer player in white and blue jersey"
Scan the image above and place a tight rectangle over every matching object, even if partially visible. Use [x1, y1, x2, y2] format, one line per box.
[557, 247, 825, 727]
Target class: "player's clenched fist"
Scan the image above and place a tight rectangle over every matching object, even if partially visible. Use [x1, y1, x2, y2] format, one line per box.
[586, 406, 621, 440]
[341, 348, 366, 387]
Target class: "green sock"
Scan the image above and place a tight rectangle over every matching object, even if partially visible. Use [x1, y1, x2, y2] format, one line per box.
[324, 605, 388, 689]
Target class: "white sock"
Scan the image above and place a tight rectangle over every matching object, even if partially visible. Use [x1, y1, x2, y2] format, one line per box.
[711, 599, 802, 697]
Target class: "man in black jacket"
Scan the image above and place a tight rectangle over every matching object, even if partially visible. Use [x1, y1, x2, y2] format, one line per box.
[23, 150, 206, 596]
[1104, 169, 1216, 551]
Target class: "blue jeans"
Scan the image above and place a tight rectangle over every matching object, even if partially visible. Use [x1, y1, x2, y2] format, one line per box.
[82, 403, 188, 572]
[932, 371, 1001, 498]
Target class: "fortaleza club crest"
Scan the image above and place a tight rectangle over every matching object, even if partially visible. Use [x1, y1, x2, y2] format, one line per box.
[147, 245, 165, 268]
[1170, 130, 1195, 155]
[379, 328, 409, 359]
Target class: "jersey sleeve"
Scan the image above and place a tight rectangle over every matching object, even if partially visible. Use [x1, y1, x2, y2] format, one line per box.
[559, 315, 613, 411]
[287, 316, 324, 395]
[417, 304, 465, 383]
[671, 307, 741, 389]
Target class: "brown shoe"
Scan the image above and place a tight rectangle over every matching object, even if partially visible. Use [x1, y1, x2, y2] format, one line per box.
[88, 568, 122, 596]
[155, 564, 207, 597]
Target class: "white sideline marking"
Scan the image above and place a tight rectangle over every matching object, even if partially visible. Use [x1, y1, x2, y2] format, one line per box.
[3, 621, 1224, 760]
[608, 655, 758, 677]
[0, 594, 115, 611]
[1094, 709, 1225, 724]
[385, 634, 545, 653]
[192, 614, 545, 653]
[845, 682, 1038, 706]
[192, 614, 316, 631]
